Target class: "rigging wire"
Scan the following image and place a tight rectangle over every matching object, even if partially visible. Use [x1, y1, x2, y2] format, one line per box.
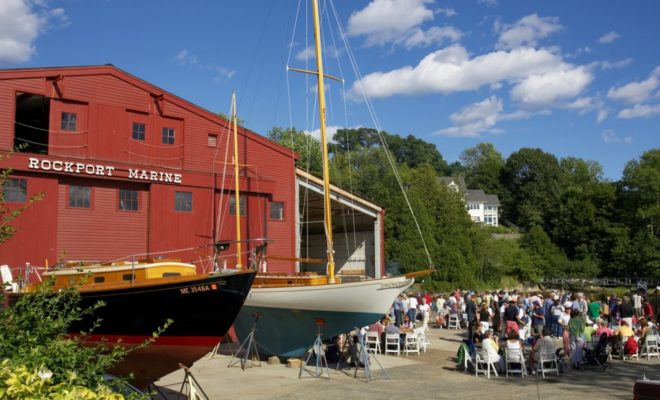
[329, 0, 435, 270]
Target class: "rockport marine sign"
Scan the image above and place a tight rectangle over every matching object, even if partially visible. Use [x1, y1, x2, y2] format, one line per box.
[27, 157, 183, 184]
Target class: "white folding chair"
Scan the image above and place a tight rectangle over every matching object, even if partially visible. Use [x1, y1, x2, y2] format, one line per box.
[475, 349, 498, 379]
[537, 350, 559, 378]
[414, 328, 430, 352]
[384, 333, 400, 356]
[620, 336, 639, 361]
[640, 335, 659, 360]
[505, 348, 527, 378]
[448, 314, 461, 330]
[365, 331, 381, 354]
[403, 332, 420, 356]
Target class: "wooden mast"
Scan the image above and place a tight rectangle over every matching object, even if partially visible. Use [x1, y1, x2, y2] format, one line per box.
[231, 91, 242, 269]
[311, 0, 335, 284]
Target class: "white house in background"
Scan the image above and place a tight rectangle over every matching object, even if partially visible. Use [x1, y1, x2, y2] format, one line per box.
[438, 176, 501, 226]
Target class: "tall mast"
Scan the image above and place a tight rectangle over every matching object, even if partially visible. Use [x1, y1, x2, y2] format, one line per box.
[231, 91, 242, 269]
[311, 0, 335, 284]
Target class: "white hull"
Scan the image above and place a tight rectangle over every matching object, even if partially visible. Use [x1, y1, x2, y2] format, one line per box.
[244, 275, 413, 314]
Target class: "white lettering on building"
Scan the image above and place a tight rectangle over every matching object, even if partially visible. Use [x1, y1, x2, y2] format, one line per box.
[27, 157, 181, 184]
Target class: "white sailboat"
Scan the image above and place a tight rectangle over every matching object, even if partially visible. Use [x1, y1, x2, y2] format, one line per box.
[232, 0, 416, 357]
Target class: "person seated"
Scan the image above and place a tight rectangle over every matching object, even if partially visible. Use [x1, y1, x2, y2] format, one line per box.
[528, 327, 556, 370]
[384, 319, 401, 335]
[637, 318, 652, 347]
[473, 322, 485, 344]
[505, 330, 522, 352]
[402, 315, 414, 331]
[595, 319, 613, 337]
[368, 318, 385, 336]
[480, 330, 501, 368]
[616, 320, 634, 339]
[584, 323, 597, 342]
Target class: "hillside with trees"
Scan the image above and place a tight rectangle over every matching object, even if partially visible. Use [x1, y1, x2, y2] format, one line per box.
[268, 127, 659, 290]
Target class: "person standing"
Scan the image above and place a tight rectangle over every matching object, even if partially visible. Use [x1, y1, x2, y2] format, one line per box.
[419, 297, 431, 332]
[633, 291, 643, 318]
[466, 295, 478, 340]
[568, 310, 586, 368]
[407, 293, 419, 326]
[619, 296, 634, 328]
[393, 295, 404, 327]
[532, 301, 545, 337]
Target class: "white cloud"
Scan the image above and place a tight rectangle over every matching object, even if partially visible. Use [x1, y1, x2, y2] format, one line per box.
[436, 7, 457, 17]
[403, 26, 462, 49]
[175, 50, 235, 81]
[496, 14, 562, 50]
[345, 0, 460, 49]
[510, 67, 593, 107]
[617, 104, 660, 119]
[601, 129, 632, 144]
[349, 44, 591, 107]
[607, 66, 660, 103]
[175, 50, 198, 65]
[596, 108, 608, 123]
[597, 58, 633, 70]
[436, 96, 503, 137]
[305, 125, 341, 143]
[598, 31, 620, 44]
[478, 0, 497, 6]
[0, 0, 41, 64]
[295, 45, 341, 61]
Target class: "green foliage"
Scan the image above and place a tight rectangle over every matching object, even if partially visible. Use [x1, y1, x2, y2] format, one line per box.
[267, 127, 322, 174]
[0, 279, 157, 399]
[460, 142, 505, 196]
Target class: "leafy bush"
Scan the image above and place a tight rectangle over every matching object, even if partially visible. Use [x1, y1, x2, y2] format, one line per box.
[0, 279, 155, 399]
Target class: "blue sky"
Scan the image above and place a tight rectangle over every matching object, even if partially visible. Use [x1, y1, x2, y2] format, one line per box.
[1, 0, 658, 180]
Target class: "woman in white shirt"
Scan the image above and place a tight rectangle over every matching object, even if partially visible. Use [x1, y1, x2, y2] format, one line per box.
[419, 297, 431, 332]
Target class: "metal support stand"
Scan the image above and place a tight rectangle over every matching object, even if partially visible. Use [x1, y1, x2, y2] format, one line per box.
[352, 331, 388, 382]
[148, 363, 209, 400]
[227, 312, 262, 370]
[299, 318, 330, 379]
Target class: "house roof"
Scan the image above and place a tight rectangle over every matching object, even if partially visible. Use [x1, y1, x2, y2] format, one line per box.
[437, 176, 467, 192]
[466, 190, 500, 206]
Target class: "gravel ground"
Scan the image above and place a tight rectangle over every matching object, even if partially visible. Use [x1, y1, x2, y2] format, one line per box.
[153, 328, 660, 399]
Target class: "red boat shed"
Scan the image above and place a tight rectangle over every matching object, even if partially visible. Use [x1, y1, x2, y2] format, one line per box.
[0, 65, 297, 275]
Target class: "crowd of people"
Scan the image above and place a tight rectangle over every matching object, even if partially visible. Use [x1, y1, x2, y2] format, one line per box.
[385, 287, 658, 373]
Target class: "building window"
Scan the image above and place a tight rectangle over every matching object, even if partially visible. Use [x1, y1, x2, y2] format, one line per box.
[69, 185, 91, 208]
[61, 112, 77, 131]
[119, 189, 139, 211]
[229, 196, 246, 216]
[175, 191, 192, 212]
[93, 276, 105, 283]
[270, 201, 284, 220]
[208, 134, 218, 147]
[132, 122, 146, 141]
[3, 178, 27, 203]
[162, 127, 175, 144]
[122, 274, 135, 281]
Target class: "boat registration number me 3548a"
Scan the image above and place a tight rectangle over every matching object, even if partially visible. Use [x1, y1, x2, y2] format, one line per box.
[180, 282, 223, 295]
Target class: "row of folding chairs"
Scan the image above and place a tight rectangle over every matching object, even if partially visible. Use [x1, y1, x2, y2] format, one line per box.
[364, 329, 430, 356]
[462, 347, 559, 379]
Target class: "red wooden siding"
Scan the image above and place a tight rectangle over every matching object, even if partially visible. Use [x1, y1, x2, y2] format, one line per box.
[0, 66, 297, 274]
[0, 172, 58, 268]
[57, 177, 148, 262]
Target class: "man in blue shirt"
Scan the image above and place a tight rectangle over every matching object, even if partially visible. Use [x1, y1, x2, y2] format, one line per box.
[532, 301, 545, 337]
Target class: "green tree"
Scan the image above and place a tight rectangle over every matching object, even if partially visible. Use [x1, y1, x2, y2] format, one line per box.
[267, 126, 322, 175]
[500, 148, 561, 229]
[459, 142, 505, 196]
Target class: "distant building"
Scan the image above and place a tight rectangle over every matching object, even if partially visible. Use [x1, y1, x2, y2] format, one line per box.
[438, 176, 501, 226]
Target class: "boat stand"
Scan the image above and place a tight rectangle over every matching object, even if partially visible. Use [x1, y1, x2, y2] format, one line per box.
[299, 318, 330, 379]
[352, 332, 388, 382]
[227, 312, 262, 370]
[149, 363, 209, 400]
